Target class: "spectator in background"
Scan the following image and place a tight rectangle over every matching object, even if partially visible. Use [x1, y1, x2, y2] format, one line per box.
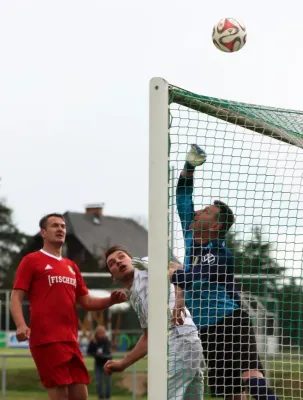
[87, 325, 112, 400]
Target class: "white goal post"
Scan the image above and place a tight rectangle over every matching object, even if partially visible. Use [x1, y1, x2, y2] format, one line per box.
[148, 78, 170, 400]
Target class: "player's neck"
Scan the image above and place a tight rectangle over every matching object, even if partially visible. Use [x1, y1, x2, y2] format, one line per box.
[193, 231, 217, 246]
[42, 243, 62, 258]
[120, 272, 134, 289]
[123, 279, 133, 289]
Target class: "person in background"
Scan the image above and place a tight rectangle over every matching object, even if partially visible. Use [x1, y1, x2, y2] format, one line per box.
[87, 325, 112, 400]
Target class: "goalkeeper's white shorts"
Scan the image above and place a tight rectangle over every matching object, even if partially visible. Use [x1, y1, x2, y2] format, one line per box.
[168, 328, 205, 400]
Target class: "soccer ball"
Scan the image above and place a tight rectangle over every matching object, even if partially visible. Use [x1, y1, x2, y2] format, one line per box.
[212, 18, 247, 53]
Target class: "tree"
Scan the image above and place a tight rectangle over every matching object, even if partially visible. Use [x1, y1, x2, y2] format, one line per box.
[0, 200, 28, 288]
[226, 227, 303, 347]
[274, 276, 303, 347]
[227, 227, 285, 296]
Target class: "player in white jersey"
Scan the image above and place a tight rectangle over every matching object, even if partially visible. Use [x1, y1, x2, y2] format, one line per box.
[103, 245, 204, 400]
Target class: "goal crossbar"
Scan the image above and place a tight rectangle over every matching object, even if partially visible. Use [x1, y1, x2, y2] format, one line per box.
[170, 84, 303, 149]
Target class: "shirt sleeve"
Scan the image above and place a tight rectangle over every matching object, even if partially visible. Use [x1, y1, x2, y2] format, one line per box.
[176, 174, 195, 233]
[13, 256, 34, 292]
[73, 263, 89, 299]
[172, 252, 218, 290]
[141, 280, 148, 328]
[133, 274, 148, 329]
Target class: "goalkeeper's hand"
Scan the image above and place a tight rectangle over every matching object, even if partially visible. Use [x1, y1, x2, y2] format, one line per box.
[184, 144, 207, 171]
[132, 257, 148, 271]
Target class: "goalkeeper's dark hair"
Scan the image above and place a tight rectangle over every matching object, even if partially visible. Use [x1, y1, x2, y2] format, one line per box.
[213, 200, 235, 238]
[105, 245, 133, 270]
[39, 213, 65, 229]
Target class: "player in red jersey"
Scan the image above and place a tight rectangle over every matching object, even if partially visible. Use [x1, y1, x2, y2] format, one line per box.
[10, 213, 127, 400]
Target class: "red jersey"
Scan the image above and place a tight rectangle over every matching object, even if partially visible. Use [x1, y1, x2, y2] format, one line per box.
[13, 250, 89, 347]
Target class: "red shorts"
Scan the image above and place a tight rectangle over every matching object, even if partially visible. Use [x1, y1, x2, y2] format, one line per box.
[30, 341, 90, 388]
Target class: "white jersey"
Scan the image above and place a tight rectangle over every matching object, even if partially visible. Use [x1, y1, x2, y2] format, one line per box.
[129, 259, 204, 400]
[129, 267, 196, 332]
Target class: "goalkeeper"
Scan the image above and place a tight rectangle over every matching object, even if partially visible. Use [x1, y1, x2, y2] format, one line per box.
[169, 144, 280, 400]
[103, 245, 204, 400]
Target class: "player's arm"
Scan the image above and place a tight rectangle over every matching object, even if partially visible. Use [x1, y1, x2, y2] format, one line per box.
[169, 261, 206, 291]
[10, 290, 27, 329]
[169, 261, 185, 325]
[74, 262, 127, 310]
[78, 290, 127, 311]
[177, 144, 207, 233]
[104, 329, 148, 375]
[170, 252, 221, 290]
[172, 284, 186, 325]
[10, 256, 33, 342]
[171, 269, 199, 290]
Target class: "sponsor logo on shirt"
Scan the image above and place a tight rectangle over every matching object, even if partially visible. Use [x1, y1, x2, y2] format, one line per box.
[68, 265, 76, 275]
[202, 253, 216, 264]
[194, 253, 216, 265]
[48, 275, 77, 287]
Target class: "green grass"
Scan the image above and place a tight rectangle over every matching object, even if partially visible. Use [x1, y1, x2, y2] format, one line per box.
[1, 349, 303, 399]
[0, 348, 147, 399]
[0, 348, 147, 371]
[1, 392, 147, 400]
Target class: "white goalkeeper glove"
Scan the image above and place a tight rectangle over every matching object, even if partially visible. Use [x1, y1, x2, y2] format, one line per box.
[132, 257, 148, 271]
[184, 144, 207, 171]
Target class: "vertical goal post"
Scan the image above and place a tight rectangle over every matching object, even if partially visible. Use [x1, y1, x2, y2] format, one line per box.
[148, 78, 170, 400]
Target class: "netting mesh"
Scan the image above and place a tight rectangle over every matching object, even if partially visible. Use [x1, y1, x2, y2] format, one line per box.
[167, 84, 303, 399]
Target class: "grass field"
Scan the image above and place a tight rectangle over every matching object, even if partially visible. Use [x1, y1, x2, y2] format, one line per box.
[1, 349, 303, 399]
[0, 392, 147, 400]
[0, 348, 147, 371]
[0, 348, 147, 399]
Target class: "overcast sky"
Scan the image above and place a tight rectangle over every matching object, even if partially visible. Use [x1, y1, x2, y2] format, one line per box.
[0, 0, 303, 242]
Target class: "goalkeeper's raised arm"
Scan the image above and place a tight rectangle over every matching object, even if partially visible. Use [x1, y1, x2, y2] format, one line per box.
[176, 144, 207, 272]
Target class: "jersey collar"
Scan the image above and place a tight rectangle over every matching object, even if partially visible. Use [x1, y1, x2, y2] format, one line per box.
[40, 249, 62, 261]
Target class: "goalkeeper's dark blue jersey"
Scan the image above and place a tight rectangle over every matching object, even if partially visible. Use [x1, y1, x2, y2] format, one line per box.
[173, 174, 240, 328]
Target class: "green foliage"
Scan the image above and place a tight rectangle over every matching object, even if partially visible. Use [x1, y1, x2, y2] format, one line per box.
[226, 227, 303, 346]
[0, 199, 28, 288]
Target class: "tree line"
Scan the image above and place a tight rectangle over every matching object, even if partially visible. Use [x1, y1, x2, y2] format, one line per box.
[226, 228, 303, 347]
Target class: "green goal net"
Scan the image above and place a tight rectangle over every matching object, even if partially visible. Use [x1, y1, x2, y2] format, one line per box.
[148, 77, 303, 400]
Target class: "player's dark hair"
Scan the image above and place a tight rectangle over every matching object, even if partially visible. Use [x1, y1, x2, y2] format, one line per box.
[105, 245, 133, 270]
[213, 200, 235, 238]
[39, 213, 65, 229]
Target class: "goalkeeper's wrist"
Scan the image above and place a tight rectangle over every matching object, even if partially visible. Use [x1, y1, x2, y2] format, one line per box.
[183, 161, 195, 172]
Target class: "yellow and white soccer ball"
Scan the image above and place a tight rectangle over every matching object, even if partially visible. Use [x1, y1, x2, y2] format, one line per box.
[212, 18, 247, 53]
